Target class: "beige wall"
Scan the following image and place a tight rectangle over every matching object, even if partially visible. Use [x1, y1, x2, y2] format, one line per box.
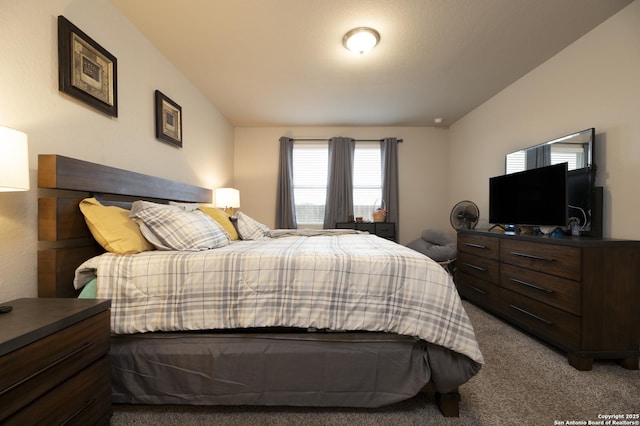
[449, 1, 640, 239]
[234, 127, 450, 244]
[0, 0, 234, 301]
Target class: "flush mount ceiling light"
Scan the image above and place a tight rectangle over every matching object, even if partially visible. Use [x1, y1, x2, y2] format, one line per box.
[342, 27, 380, 55]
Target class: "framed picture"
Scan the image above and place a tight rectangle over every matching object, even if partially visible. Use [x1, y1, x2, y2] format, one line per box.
[154, 90, 182, 147]
[57, 16, 118, 117]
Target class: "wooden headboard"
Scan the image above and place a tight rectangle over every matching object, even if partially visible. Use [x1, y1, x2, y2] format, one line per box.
[37, 154, 212, 298]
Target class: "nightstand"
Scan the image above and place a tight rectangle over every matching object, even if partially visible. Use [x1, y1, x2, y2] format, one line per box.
[0, 298, 112, 425]
[336, 222, 396, 241]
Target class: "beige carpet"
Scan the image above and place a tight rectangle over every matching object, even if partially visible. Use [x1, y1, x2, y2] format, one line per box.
[110, 301, 639, 425]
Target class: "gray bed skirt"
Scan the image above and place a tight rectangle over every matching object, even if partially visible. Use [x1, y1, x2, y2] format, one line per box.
[110, 331, 480, 408]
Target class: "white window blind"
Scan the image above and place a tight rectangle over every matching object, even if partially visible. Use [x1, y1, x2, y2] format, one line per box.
[506, 144, 582, 175]
[353, 142, 382, 219]
[293, 142, 328, 225]
[292, 141, 382, 225]
[551, 145, 582, 170]
[506, 151, 526, 174]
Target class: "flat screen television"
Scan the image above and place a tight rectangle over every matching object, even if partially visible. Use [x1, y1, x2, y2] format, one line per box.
[489, 162, 568, 226]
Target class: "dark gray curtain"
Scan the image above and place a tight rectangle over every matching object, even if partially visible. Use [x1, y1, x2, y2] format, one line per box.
[323, 137, 355, 229]
[381, 138, 399, 240]
[526, 145, 551, 169]
[276, 137, 297, 229]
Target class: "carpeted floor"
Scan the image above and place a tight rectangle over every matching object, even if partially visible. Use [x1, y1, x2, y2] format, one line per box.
[110, 301, 639, 425]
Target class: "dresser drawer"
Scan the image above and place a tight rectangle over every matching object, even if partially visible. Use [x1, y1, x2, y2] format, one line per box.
[0, 311, 110, 421]
[501, 239, 581, 280]
[500, 264, 581, 315]
[456, 271, 500, 310]
[500, 289, 580, 349]
[457, 252, 500, 284]
[458, 233, 500, 260]
[4, 356, 111, 426]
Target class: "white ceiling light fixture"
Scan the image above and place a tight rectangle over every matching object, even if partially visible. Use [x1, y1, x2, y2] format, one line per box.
[342, 27, 380, 55]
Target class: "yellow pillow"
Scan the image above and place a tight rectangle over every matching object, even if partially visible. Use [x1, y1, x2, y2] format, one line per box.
[79, 197, 154, 254]
[198, 206, 239, 240]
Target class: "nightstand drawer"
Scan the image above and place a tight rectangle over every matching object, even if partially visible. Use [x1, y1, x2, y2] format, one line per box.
[375, 223, 395, 238]
[0, 310, 110, 422]
[3, 356, 111, 426]
[458, 233, 500, 260]
[335, 222, 396, 240]
[501, 239, 581, 280]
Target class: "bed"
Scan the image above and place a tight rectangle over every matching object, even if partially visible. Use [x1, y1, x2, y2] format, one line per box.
[37, 154, 483, 417]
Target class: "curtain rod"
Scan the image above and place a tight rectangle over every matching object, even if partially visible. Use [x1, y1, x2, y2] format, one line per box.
[289, 138, 403, 143]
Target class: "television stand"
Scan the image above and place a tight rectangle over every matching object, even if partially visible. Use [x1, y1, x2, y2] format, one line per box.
[455, 229, 640, 370]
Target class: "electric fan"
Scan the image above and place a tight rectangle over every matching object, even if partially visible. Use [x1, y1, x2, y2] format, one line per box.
[450, 201, 479, 230]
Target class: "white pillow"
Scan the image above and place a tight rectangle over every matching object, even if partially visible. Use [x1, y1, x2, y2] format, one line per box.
[130, 201, 230, 251]
[235, 211, 270, 240]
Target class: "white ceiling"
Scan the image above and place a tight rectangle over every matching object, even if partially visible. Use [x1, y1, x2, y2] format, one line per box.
[111, 0, 633, 127]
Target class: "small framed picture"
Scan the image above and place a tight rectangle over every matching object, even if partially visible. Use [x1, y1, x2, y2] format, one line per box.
[57, 16, 118, 117]
[154, 90, 182, 147]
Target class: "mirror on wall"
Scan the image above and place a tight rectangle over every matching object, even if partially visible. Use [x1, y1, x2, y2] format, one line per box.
[505, 128, 594, 174]
[504, 128, 601, 237]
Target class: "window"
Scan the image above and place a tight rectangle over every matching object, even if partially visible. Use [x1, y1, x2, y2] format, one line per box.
[353, 142, 383, 219]
[292, 142, 328, 225]
[292, 142, 382, 226]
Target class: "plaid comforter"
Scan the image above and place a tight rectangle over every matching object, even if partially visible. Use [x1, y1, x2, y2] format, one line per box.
[75, 233, 483, 364]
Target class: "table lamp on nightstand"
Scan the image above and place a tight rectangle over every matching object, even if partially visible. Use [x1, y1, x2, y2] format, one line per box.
[215, 187, 240, 216]
[0, 125, 30, 192]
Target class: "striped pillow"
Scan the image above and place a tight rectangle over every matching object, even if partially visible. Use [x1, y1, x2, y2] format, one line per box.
[130, 201, 229, 251]
[236, 211, 270, 240]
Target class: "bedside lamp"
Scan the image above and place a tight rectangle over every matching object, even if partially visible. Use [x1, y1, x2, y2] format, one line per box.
[215, 187, 240, 215]
[0, 126, 30, 192]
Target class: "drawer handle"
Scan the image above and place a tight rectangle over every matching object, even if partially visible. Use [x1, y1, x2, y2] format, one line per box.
[509, 251, 555, 262]
[463, 263, 487, 272]
[509, 277, 554, 293]
[469, 285, 487, 295]
[509, 304, 553, 326]
[464, 243, 487, 250]
[0, 341, 95, 397]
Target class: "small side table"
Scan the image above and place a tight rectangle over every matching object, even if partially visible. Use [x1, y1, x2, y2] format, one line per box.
[0, 298, 112, 425]
[336, 222, 396, 241]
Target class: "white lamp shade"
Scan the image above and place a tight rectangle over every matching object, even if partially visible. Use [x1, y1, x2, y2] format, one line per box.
[0, 126, 30, 192]
[215, 188, 240, 208]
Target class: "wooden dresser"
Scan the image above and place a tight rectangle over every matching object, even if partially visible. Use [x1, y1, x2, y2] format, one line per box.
[455, 229, 640, 370]
[0, 298, 111, 425]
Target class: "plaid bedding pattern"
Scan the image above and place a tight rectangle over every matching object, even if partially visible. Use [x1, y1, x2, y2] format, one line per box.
[235, 211, 270, 240]
[130, 201, 230, 250]
[77, 233, 483, 364]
